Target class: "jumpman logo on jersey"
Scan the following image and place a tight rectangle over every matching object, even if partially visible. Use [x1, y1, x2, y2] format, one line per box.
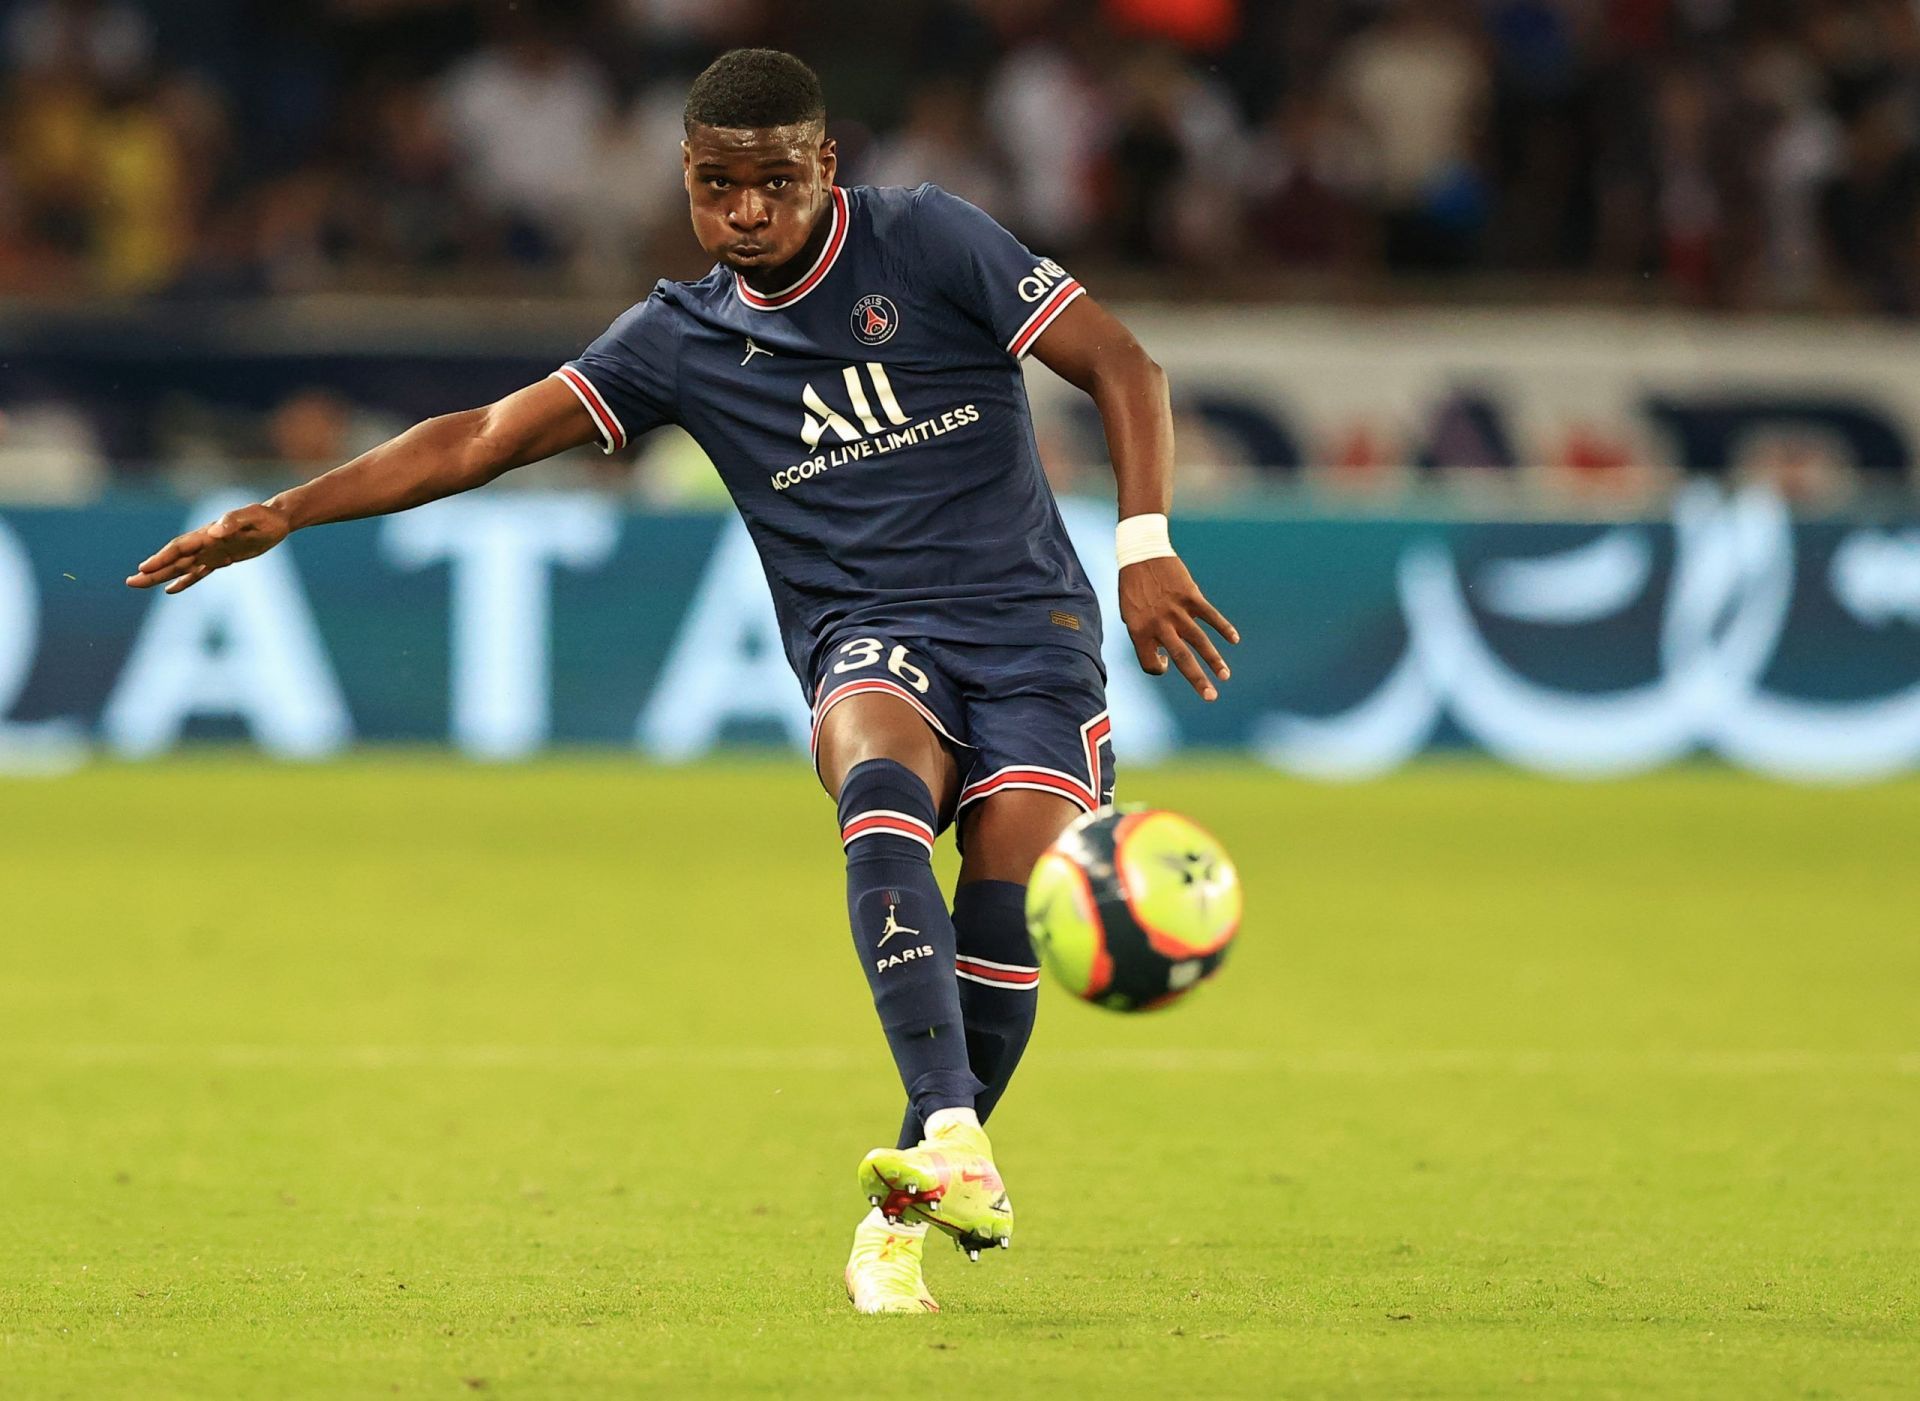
[877, 899, 920, 948]
[741, 337, 775, 366]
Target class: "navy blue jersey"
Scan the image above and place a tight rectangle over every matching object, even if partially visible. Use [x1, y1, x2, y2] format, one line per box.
[554, 183, 1102, 688]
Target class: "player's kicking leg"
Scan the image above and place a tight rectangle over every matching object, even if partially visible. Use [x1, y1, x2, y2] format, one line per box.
[884, 787, 1078, 1179]
[954, 789, 1081, 1107]
[815, 686, 1013, 1309]
[854, 793, 1080, 1285]
[893, 641, 1116, 1222]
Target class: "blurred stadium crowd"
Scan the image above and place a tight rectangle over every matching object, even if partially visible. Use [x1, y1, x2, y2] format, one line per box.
[8, 0, 1920, 309]
[10, 0, 1920, 506]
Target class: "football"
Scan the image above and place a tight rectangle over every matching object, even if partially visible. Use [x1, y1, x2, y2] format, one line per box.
[1025, 807, 1242, 1011]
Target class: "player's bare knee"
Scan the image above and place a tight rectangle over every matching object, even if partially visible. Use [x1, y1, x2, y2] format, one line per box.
[959, 790, 1082, 884]
[818, 693, 957, 807]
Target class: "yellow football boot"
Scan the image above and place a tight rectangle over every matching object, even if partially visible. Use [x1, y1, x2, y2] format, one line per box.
[856, 1111, 1013, 1260]
[843, 1208, 939, 1314]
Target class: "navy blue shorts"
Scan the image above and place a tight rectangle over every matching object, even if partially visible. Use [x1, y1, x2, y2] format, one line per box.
[810, 630, 1114, 835]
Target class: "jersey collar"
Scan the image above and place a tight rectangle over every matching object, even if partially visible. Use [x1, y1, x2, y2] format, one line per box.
[733, 186, 848, 312]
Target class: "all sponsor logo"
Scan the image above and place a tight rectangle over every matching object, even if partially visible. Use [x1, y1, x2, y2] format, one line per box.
[771, 361, 983, 491]
[801, 363, 910, 450]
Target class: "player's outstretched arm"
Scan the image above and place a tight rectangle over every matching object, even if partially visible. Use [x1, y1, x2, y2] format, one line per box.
[126, 377, 598, 594]
[1030, 296, 1240, 701]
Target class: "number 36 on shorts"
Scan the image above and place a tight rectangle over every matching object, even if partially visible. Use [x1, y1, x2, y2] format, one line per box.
[830, 636, 930, 694]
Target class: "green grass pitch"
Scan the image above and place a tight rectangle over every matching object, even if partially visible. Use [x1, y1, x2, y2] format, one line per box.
[2, 757, 1916, 1398]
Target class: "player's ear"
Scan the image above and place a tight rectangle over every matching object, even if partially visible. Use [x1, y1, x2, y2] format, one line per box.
[817, 134, 837, 187]
[681, 139, 693, 191]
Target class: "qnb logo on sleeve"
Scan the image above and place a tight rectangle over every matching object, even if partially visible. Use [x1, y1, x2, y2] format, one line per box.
[771, 362, 982, 491]
[1017, 259, 1070, 303]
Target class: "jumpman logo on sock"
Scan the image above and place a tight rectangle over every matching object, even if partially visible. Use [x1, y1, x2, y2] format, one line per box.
[878, 897, 920, 948]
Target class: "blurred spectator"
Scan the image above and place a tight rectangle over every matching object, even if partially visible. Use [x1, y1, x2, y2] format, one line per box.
[983, 24, 1111, 249]
[1651, 66, 1728, 303]
[3, 62, 215, 292]
[1482, 0, 1586, 270]
[152, 386, 406, 492]
[4, 64, 100, 276]
[1822, 88, 1920, 315]
[89, 83, 185, 293]
[0, 398, 106, 501]
[265, 389, 401, 470]
[571, 78, 694, 287]
[1245, 88, 1369, 267]
[359, 79, 488, 272]
[1745, 37, 1841, 305]
[864, 78, 1010, 217]
[1339, 0, 1490, 271]
[439, 7, 612, 261]
[1106, 44, 1246, 266]
[5, 0, 151, 83]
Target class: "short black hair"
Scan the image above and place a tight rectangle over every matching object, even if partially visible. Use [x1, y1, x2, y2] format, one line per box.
[684, 49, 825, 133]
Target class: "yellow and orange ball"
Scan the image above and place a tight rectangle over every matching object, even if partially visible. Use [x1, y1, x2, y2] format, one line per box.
[1025, 807, 1242, 1012]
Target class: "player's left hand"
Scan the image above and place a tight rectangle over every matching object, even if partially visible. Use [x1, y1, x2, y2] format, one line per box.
[1120, 556, 1239, 701]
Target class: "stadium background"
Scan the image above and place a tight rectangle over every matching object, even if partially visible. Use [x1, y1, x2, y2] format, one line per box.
[6, 0, 1920, 777]
[4, 2, 1917, 1398]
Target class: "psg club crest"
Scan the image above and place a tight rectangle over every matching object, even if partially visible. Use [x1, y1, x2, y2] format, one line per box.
[851, 294, 899, 346]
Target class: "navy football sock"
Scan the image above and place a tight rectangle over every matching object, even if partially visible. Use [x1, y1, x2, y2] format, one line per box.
[952, 880, 1041, 1124]
[894, 878, 1039, 1147]
[839, 760, 982, 1130]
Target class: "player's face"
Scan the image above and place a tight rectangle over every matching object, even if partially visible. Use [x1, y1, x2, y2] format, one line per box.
[683, 122, 837, 275]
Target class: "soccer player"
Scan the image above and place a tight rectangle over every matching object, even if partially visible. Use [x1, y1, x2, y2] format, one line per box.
[125, 49, 1238, 1314]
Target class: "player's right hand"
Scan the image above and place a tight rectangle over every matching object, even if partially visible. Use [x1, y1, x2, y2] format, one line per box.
[125, 503, 291, 594]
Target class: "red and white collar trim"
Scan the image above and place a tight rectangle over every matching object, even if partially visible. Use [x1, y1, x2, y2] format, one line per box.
[733, 187, 849, 311]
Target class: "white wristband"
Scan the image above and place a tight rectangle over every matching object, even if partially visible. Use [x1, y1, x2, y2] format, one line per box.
[1115, 513, 1175, 569]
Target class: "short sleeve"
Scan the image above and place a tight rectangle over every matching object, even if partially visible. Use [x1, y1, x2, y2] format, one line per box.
[910, 184, 1086, 359]
[554, 288, 679, 453]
